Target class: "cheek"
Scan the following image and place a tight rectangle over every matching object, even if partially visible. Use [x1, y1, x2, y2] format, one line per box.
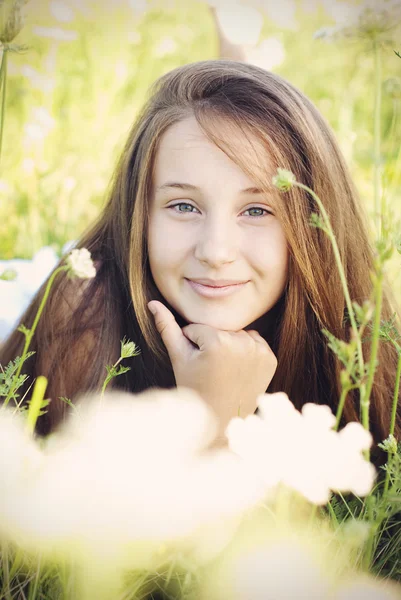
[249, 229, 288, 275]
[148, 217, 190, 272]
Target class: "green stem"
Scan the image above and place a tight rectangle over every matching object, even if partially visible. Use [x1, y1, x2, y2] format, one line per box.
[294, 182, 365, 382]
[363, 496, 376, 571]
[0, 44, 8, 169]
[26, 375, 48, 435]
[327, 500, 339, 527]
[335, 386, 349, 430]
[3, 265, 69, 409]
[389, 349, 401, 438]
[335, 384, 360, 430]
[100, 356, 122, 396]
[28, 554, 42, 600]
[362, 272, 383, 433]
[373, 37, 382, 234]
[382, 350, 401, 498]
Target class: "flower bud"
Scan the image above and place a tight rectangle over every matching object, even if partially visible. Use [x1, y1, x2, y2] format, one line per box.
[0, 0, 28, 44]
[120, 338, 141, 359]
[272, 168, 296, 192]
[379, 434, 398, 455]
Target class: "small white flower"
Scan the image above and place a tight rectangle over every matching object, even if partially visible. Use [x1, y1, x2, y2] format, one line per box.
[66, 248, 96, 279]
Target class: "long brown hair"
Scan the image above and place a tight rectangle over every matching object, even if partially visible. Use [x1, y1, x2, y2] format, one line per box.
[1, 60, 400, 449]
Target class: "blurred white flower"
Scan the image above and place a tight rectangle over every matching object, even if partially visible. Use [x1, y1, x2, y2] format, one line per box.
[23, 106, 55, 145]
[32, 25, 77, 41]
[129, 0, 148, 17]
[230, 540, 330, 600]
[62, 175, 76, 193]
[114, 59, 128, 83]
[314, 0, 401, 43]
[215, 3, 263, 45]
[49, 0, 74, 23]
[66, 248, 96, 279]
[153, 36, 177, 58]
[226, 392, 376, 504]
[301, 0, 320, 14]
[0, 411, 43, 538]
[20, 65, 56, 94]
[127, 29, 142, 45]
[258, 0, 297, 30]
[335, 575, 401, 599]
[0, 389, 263, 568]
[244, 36, 285, 70]
[21, 157, 36, 174]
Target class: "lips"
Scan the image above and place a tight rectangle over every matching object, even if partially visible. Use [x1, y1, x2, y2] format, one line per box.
[187, 279, 247, 288]
[186, 278, 248, 298]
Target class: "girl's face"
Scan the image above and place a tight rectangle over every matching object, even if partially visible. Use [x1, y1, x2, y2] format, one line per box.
[147, 116, 288, 332]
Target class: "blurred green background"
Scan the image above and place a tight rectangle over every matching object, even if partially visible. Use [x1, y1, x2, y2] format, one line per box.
[1, 0, 400, 294]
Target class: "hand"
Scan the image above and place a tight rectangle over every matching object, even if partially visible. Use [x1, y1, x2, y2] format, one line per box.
[147, 300, 278, 444]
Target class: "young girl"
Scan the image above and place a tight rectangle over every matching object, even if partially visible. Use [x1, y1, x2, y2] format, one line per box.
[1, 60, 400, 455]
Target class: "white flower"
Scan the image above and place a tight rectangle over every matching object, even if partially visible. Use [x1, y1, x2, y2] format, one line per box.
[0, 411, 43, 538]
[226, 392, 376, 505]
[0, 389, 262, 569]
[244, 37, 286, 70]
[314, 0, 401, 44]
[66, 248, 96, 279]
[50, 0, 74, 23]
[32, 25, 78, 41]
[334, 575, 401, 599]
[215, 4, 263, 46]
[153, 36, 177, 58]
[230, 541, 330, 600]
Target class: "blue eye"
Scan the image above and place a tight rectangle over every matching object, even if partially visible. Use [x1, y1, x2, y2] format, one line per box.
[170, 203, 198, 213]
[243, 207, 271, 218]
[168, 203, 271, 218]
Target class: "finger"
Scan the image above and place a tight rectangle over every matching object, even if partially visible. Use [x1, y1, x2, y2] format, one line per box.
[246, 329, 269, 345]
[147, 301, 188, 361]
[181, 323, 219, 352]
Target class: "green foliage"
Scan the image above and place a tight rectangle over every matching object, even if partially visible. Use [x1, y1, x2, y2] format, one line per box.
[0, 352, 35, 400]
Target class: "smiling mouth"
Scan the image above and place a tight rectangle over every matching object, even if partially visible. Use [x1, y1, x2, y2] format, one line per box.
[186, 279, 248, 298]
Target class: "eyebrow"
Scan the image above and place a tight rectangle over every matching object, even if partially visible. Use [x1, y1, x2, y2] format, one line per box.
[155, 182, 264, 194]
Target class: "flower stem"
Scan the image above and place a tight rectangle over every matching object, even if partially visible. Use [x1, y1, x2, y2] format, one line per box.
[373, 37, 382, 235]
[362, 271, 383, 431]
[25, 375, 48, 435]
[0, 44, 8, 169]
[335, 386, 349, 429]
[3, 265, 69, 409]
[382, 349, 401, 498]
[294, 182, 365, 385]
[389, 346, 401, 438]
[101, 356, 122, 396]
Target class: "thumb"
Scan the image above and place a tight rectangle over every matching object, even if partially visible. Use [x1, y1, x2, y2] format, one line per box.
[147, 301, 189, 361]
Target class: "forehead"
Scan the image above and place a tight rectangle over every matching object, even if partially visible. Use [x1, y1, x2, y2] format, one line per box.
[152, 115, 277, 188]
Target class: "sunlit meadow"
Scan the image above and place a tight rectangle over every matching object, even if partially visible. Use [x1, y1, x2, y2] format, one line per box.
[1, 0, 401, 598]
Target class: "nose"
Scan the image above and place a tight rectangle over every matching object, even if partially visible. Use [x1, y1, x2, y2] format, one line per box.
[194, 218, 238, 267]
